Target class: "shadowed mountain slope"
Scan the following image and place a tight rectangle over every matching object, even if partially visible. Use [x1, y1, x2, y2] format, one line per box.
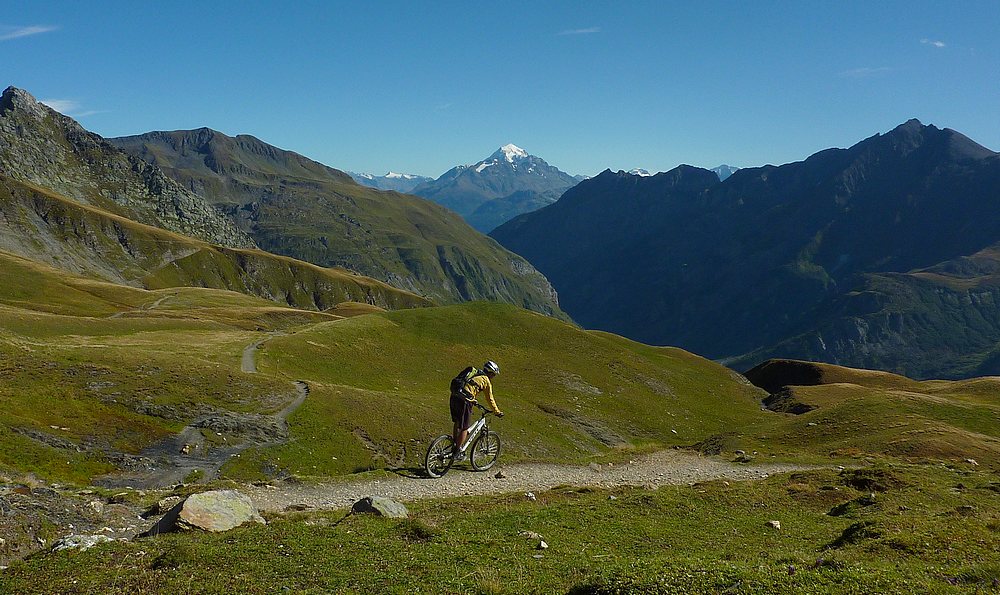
[110, 130, 563, 316]
[492, 121, 1000, 378]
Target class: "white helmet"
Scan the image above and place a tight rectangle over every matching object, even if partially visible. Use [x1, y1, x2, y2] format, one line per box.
[483, 360, 500, 375]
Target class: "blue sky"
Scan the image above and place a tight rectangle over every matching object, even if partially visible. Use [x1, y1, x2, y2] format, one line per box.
[4, 1, 999, 177]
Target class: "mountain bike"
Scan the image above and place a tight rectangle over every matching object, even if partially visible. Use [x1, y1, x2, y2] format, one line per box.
[424, 402, 501, 478]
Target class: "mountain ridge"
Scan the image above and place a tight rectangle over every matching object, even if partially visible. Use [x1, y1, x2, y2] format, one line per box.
[412, 144, 580, 232]
[492, 120, 1000, 379]
[110, 128, 564, 315]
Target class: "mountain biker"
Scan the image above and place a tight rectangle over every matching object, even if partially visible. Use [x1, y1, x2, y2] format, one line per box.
[451, 360, 504, 460]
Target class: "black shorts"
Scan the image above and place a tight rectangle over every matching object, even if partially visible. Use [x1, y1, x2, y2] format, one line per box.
[449, 393, 473, 429]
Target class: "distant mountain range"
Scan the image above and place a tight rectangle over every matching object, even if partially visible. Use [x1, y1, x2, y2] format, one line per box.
[348, 171, 432, 193]
[0, 87, 426, 311]
[492, 120, 1000, 379]
[109, 130, 562, 314]
[0, 86, 562, 317]
[711, 165, 739, 181]
[412, 144, 581, 232]
[631, 165, 739, 181]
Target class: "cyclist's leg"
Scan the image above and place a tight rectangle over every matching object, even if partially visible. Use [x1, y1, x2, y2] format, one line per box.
[450, 394, 471, 451]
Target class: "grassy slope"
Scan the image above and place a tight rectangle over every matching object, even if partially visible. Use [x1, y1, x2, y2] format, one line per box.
[0, 252, 338, 483]
[224, 302, 769, 478]
[736, 360, 1000, 467]
[4, 465, 998, 593]
[0, 250, 769, 484]
[0, 177, 432, 312]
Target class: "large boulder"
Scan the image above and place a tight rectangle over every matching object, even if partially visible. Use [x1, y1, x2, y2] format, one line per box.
[142, 490, 265, 536]
[351, 496, 409, 519]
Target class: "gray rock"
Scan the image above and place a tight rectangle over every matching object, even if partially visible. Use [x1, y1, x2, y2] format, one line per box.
[141, 490, 264, 536]
[176, 490, 265, 532]
[351, 496, 409, 519]
[767, 520, 781, 530]
[519, 531, 543, 540]
[51, 534, 114, 552]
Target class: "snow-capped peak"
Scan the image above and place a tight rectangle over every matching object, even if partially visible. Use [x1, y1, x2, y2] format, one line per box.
[385, 171, 418, 179]
[628, 168, 653, 177]
[496, 144, 528, 163]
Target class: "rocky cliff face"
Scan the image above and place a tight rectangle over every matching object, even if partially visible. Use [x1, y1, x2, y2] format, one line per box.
[0, 87, 253, 249]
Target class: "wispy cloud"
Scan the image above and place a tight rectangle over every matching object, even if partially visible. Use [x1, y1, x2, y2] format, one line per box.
[921, 38, 946, 48]
[40, 98, 104, 118]
[557, 27, 601, 36]
[839, 67, 891, 78]
[0, 25, 58, 41]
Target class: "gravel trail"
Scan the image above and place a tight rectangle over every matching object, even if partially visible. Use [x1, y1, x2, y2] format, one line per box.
[244, 449, 814, 512]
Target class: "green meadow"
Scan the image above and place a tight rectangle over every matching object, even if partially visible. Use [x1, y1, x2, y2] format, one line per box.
[2, 250, 999, 592]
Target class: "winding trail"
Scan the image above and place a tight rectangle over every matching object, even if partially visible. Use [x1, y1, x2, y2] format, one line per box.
[244, 449, 815, 513]
[108, 293, 175, 319]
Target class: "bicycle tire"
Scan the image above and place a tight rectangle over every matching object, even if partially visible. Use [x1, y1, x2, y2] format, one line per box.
[425, 435, 455, 478]
[470, 431, 501, 471]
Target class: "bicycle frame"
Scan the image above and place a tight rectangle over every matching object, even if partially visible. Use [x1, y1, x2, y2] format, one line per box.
[458, 405, 490, 453]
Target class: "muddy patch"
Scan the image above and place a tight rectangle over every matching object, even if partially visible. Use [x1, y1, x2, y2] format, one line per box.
[538, 404, 629, 447]
[555, 372, 603, 396]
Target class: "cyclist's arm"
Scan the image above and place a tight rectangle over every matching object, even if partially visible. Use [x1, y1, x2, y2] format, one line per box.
[480, 378, 502, 415]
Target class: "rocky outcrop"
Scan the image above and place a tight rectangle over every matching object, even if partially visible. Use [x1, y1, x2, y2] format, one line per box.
[51, 534, 115, 552]
[0, 87, 254, 250]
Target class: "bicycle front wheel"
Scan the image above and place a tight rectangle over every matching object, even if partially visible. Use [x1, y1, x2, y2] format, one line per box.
[425, 435, 455, 478]
[470, 431, 501, 471]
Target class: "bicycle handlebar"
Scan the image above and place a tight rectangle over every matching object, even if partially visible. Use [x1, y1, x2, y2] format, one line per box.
[473, 402, 501, 416]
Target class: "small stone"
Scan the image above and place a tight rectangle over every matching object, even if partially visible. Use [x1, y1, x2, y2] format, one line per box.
[525, 492, 536, 501]
[609, 495, 617, 500]
[532, 554, 544, 559]
[88, 500, 104, 515]
[966, 458, 979, 466]
[767, 520, 781, 530]
[519, 531, 543, 540]
[351, 496, 408, 519]
[157, 496, 183, 514]
[670, 429, 678, 434]
[51, 535, 113, 552]
[537, 540, 549, 550]
[494, 470, 506, 479]
[807, 422, 817, 426]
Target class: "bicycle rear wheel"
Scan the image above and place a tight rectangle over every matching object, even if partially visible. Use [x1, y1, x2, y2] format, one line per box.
[470, 431, 501, 471]
[425, 435, 455, 478]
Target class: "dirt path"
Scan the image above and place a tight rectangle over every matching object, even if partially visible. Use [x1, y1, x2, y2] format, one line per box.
[97, 381, 310, 489]
[244, 449, 814, 513]
[108, 293, 175, 319]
